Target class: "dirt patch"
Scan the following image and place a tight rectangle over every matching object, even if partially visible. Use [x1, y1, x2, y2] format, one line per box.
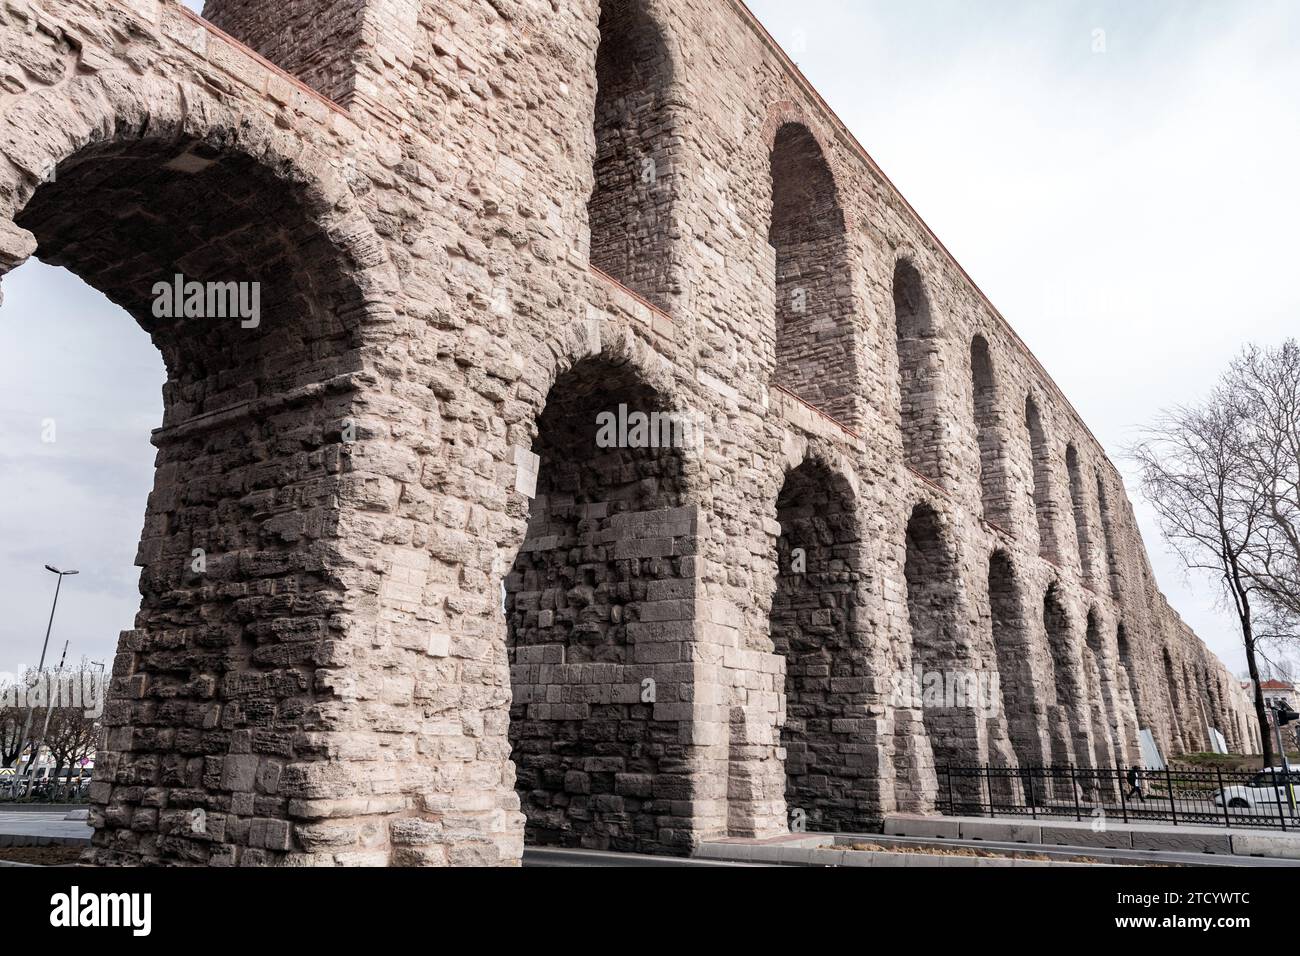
[0, 845, 85, 866]
[837, 842, 1109, 865]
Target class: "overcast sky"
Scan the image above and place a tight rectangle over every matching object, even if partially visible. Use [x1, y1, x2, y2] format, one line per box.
[1, 0, 1296, 683]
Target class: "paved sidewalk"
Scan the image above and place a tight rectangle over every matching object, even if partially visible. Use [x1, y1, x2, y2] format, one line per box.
[883, 813, 1300, 859]
[0, 811, 93, 847]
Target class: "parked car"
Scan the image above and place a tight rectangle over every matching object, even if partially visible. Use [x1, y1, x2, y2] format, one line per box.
[1216, 767, 1300, 811]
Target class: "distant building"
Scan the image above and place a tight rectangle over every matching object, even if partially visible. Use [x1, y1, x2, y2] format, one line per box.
[1243, 680, 1299, 745]
[1259, 680, 1297, 712]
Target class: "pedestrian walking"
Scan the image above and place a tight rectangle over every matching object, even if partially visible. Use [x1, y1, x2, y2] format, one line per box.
[1126, 765, 1145, 802]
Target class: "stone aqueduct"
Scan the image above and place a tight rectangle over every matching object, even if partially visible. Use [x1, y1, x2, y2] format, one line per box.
[0, 0, 1257, 866]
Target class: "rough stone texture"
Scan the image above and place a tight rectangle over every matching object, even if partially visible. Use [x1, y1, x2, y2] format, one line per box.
[0, 0, 1257, 866]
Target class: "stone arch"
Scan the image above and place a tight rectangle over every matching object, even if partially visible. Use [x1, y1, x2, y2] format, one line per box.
[894, 260, 943, 484]
[504, 346, 701, 855]
[986, 550, 1047, 769]
[759, 102, 851, 217]
[1043, 583, 1088, 769]
[1066, 444, 1095, 583]
[1116, 623, 1144, 728]
[0, 76, 396, 318]
[0, 74, 397, 867]
[970, 334, 1009, 525]
[1162, 647, 1184, 755]
[904, 503, 984, 789]
[1084, 608, 1118, 767]
[519, 319, 690, 429]
[588, 0, 681, 313]
[1184, 660, 1210, 751]
[1210, 675, 1227, 750]
[1024, 395, 1060, 563]
[767, 121, 859, 425]
[1096, 471, 1123, 601]
[765, 435, 863, 511]
[1219, 676, 1240, 752]
[768, 452, 873, 831]
[1204, 665, 1225, 749]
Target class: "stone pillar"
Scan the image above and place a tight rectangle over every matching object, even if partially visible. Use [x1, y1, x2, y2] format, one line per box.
[201, 0, 420, 112]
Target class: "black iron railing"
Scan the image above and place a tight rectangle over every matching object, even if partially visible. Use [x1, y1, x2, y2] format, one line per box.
[937, 765, 1300, 831]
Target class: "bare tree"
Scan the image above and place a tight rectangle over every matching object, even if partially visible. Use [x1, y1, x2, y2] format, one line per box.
[1133, 396, 1276, 765]
[1, 667, 46, 770]
[44, 708, 99, 785]
[1227, 340, 1300, 629]
[0, 675, 24, 767]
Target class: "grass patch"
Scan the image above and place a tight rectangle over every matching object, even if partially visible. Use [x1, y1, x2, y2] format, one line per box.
[837, 842, 1103, 865]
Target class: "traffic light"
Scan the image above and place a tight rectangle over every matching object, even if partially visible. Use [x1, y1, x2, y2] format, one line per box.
[1276, 701, 1300, 726]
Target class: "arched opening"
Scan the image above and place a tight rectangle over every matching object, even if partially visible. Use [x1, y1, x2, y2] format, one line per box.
[905, 504, 982, 793]
[970, 336, 1007, 525]
[505, 356, 696, 855]
[1184, 661, 1210, 751]
[1043, 584, 1086, 771]
[1096, 473, 1123, 601]
[1162, 648, 1183, 755]
[5, 131, 375, 866]
[588, 0, 678, 312]
[770, 458, 870, 831]
[1025, 396, 1059, 563]
[0, 261, 164, 666]
[1116, 623, 1144, 733]
[1066, 445, 1094, 582]
[1219, 678, 1239, 752]
[769, 123, 857, 423]
[894, 262, 941, 483]
[1212, 677, 1229, 751]
[987, 551, 1045, 770]
[1084, 610, 1118, 768]
[1205, 667, 1225, 750]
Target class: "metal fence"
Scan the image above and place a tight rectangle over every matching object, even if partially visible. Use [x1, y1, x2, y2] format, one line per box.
[937, 765, 1300, 831]
[0, 778, 91, 804]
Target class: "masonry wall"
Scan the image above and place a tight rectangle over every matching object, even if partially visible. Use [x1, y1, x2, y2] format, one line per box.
[202, 0, 366, 102]
[0, 0, 1254, 867]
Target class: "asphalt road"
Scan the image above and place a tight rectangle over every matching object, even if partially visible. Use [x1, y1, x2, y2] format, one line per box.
[0, 810, 92, 842]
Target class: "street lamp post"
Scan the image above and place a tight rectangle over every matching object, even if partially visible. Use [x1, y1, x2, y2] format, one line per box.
[18, 565, 78, 782]
[28, 639, 70, 789]
[1271, 700, 1299, 817]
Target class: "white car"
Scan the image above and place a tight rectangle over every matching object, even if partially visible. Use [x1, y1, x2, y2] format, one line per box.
[1215, 768, 1300, 811]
